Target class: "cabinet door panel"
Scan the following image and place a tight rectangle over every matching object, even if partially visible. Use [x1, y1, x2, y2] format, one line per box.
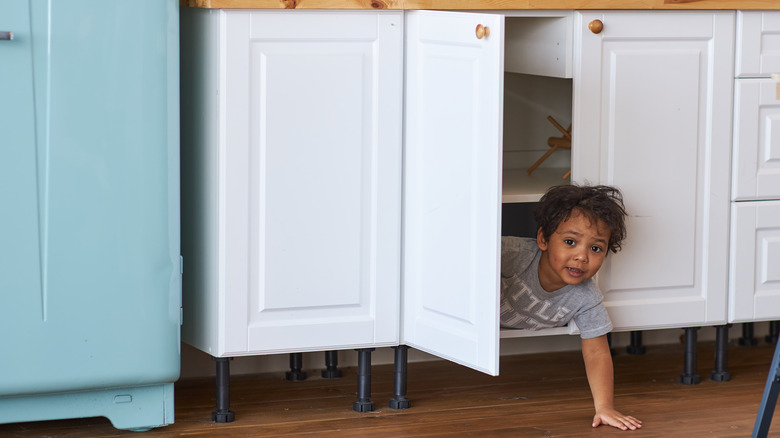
[735, 11, 780, 78]
[729, 201, 780, 322]
[221, 11, 403, 355]
[732, 79, 780, 201]
[403, 11, 503, 375]
[574, 12, 733, 330]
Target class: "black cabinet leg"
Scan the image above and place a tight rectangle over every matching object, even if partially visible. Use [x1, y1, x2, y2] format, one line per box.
[607, 333, 615, 356]
[353, 348, 375, 412]
[322, 350, 343, 378]
[767, 321, 780, 345]
[711, 324, 731, 382]
[212, 357, 235, 423]
[741, 322, 759, 346]
[286, 353, 307, 381]
[626, 330, 646, 355]
[680, 327, 701, 385]
[389, 345, 411, 409]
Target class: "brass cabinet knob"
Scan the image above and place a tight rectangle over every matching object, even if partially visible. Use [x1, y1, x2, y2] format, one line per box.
[476, 24, 490, 39]
[588, 19, 603, 34]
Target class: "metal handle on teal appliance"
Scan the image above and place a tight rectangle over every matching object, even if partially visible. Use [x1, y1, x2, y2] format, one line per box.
[0, 31, 13, 40]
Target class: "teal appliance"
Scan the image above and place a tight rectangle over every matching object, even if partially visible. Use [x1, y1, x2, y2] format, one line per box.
[0, 0, 181, 431]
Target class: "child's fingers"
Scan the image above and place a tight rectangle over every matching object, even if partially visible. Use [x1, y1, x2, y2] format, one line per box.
[594, 413, 643, 430]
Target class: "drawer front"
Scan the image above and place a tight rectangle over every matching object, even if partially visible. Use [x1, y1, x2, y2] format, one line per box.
[728, 201, 780, 323]
[736, 11, 780, 78]
[732, 79, 780, 201]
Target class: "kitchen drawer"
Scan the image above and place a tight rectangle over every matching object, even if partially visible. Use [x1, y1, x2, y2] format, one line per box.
[736, 11, 780, 78]
[732, 78, 780, 201]
[728, 200, 780, 323]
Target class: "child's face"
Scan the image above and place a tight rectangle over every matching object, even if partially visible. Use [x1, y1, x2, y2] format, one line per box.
[536, 210, 610, 292]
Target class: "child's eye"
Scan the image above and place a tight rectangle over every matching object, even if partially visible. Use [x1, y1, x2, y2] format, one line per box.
[591, 246, 603, 253]
[564, 239, 575, 246]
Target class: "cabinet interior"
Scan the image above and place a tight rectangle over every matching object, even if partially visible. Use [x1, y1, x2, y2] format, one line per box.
[499, 16, 576, 340]
[502, 72, 572, 203]
[501, 16, 573, 204]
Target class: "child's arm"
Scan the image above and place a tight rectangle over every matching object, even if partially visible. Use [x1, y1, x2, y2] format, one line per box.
[581, 335, 643, 430]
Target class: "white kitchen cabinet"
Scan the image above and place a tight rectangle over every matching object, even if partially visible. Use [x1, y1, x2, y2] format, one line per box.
[573, 11, 734, 331]
[400, 10, 739, 373]
[729, 201, 780, 323]
[182, 7, 744, 380]
[404, 10, 736, 349]
[729, 11, 780, 323]
[180, 9, 404, 357]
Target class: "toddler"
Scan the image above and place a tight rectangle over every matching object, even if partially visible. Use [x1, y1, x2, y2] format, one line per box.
[501, 184, 642, 431]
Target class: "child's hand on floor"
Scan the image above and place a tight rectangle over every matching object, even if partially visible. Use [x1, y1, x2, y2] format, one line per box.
[593, 408, 642, 431]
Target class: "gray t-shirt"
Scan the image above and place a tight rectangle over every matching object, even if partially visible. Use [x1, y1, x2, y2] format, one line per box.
[500, 236, 612, 339]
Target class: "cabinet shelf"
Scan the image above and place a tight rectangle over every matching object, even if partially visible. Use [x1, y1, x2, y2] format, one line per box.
[502, 168, 570, 203]
[500, 326, 576, 338]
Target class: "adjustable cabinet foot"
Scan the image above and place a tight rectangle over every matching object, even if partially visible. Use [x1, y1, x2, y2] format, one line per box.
[353, 348, 375, 412]
[286, 353, 307, 381]
[322, 350, 343, 379]
[212, 357, 235, 423]
[607, 333, 616, 356]
[711, 324, 731, 382]
[680, 327, 701, 385]
[389, 345, 411, 410]
[767, 321, 780, 345]
[626, 331, 646, 355]
[740, 322, 758, 346]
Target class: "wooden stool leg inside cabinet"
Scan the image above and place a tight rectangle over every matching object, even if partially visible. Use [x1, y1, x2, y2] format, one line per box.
[527, 116, 572, 180]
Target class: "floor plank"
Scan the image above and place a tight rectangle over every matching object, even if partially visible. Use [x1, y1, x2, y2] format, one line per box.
[0, 341, 778, 437]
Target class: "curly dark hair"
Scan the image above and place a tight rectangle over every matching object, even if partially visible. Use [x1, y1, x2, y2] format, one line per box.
[533, 184, 627, 254]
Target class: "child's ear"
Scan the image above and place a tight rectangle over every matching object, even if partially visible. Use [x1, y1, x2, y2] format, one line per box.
[536, 228, 548, 251]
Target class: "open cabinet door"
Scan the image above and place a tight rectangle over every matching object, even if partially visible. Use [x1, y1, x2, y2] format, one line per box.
[402, 11, 504, 376]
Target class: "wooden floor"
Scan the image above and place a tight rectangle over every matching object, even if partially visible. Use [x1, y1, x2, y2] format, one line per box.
[1, 340, 779, 437]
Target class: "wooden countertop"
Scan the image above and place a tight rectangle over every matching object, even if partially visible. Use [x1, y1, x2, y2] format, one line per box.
[182, 0, 780, 10]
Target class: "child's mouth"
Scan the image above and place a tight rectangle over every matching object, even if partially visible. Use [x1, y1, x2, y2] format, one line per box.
[567, 267, 584, 277]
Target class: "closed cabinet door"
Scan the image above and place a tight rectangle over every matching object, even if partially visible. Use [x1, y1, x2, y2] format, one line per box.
[732, 79, 780, 201]
[574, 11, 734, 330]
[403, 10, 503, 376]
[729, 201, 780, 322]
[219, 11, 403, 355]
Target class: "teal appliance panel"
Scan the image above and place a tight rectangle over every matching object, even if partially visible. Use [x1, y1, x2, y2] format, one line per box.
[0, 0, 180, 431]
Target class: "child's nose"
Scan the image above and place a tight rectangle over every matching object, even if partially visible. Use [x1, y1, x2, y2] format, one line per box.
[574, 249, 589, 263]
